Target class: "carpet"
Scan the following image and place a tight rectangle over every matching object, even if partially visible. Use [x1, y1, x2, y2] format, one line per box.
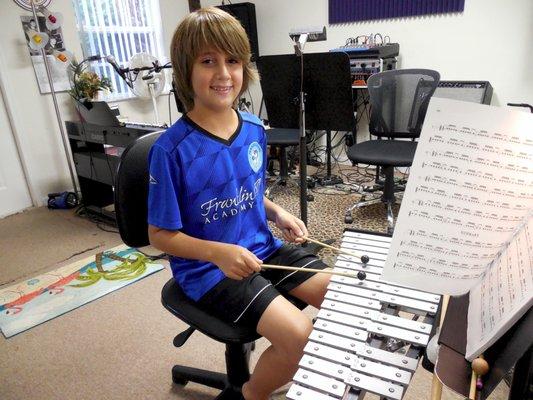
[0, 245, 164, 338]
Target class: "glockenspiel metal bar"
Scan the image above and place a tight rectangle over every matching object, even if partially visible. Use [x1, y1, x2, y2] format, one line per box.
[372, 312, 433, 334]
[340, 242, 389, 258]
[317, 308, 370, 330]
[378, 293, 438, 315]
[356, 344, 419, 372]
[351, 356, 412, 386]
[304, 341, 354, 366]
[346, 371, 403, 400]
[341, 235, 391, 250]
[343, 230, 392, 243]
[309, 330, 362, 352]
[299, 354, 349, 381]
[331, 272, 382, 286]
[293, 369, 347, 398]
[314, 318, 369, 342]
[379, 283, 441, 304]
[367, 321, 430, 346]
[324, 291, 382, 310]
[335, 260, 384, 274]
[287, 384, 335, 400]
[327, 282, 383, 302]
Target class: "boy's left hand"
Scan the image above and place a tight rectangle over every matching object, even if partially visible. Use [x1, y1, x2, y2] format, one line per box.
[274, 209, 308, 244]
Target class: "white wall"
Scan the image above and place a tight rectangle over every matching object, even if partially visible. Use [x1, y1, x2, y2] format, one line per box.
[2, 0, 532, 206]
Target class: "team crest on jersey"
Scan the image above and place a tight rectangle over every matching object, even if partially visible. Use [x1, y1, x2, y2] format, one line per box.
[248, 142, 262, 173]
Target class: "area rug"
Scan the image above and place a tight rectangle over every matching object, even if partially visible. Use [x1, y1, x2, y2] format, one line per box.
[0, 245, 164, 338]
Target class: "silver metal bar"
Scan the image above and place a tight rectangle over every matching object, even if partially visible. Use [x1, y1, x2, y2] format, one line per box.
[317, 308, 370, 330]
[356, 344, 419, 372]
[287, 384, 336, 400]
[343, 231, 392, 243]
[323, 292, 382, 310]
[304, 341, 354, 366]
[346, 371, 403, 400]
[351, 356, 412, 385]
[341, 236, 391, 250]
[299, 354, 350, 381]
[379, 283, 441, 304]
[335, 260, 384, 274]
[293, 368, 346, 397]
[31, 2, 79, 195]
[309, 330, 362, 352]
[372, 312, 433, 334]
[314, 318, 369, 342]
[367, 321, 430, 346]
[377, 293, 438, 315]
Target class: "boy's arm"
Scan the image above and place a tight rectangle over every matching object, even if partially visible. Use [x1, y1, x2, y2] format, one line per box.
[148, 225, 261, 280]
[263, 196, 307, 244]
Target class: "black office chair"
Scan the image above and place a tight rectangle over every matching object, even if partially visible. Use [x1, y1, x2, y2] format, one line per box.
[345, 69, 440, 233]
[114, 131, 260, 399]
[264, 128, 300, 200]
[114, 130, 307, 399]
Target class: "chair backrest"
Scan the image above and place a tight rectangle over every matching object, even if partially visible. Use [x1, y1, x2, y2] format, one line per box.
[114, 131, 163, 248]
[367, 69, 440, 139]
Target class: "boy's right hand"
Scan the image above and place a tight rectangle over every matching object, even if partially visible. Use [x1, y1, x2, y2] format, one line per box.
[212, 244, 262, 280]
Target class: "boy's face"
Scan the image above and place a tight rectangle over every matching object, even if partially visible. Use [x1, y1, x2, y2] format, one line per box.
[190, 47, 243, 114]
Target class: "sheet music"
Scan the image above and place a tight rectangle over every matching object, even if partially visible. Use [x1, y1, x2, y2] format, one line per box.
[382, 98, 533, 295]
[466, 214, 533, 360]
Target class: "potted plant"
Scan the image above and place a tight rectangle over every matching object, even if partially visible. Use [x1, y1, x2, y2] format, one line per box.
[68, 60, 113, 101]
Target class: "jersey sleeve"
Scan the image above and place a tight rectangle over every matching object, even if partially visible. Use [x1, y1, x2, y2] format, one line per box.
[147, 143, 183, 231]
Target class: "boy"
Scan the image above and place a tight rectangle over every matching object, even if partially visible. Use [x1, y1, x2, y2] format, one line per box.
[147, 7, 330, 400]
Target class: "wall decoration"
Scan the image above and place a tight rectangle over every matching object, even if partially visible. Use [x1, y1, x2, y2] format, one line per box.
[329, 0, 465, 24]
[21, 15, 70, 93]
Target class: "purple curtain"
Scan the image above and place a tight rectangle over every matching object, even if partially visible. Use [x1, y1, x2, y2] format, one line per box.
[329, 0, 465, 24]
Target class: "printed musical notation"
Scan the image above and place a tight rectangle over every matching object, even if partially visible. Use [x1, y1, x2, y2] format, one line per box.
[382, 97, 533, 295]
[466, 216, 533, 360]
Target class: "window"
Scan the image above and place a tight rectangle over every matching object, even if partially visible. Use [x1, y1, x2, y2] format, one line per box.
[72, 0, 166, 100]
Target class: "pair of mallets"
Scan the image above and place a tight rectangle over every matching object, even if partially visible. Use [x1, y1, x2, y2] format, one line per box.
[262, 237, 369, 281]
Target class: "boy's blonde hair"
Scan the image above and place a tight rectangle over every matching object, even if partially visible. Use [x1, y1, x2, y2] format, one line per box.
[171, 7, 258, 112]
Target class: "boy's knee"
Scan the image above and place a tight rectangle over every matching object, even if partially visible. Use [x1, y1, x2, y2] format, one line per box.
[284, 318, 313, 365]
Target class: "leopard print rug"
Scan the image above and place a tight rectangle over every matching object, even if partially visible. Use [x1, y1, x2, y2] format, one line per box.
[266, 182, 400, 266]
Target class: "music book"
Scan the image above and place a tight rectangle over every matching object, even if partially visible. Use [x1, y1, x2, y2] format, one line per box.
[381, 97, 533, 360]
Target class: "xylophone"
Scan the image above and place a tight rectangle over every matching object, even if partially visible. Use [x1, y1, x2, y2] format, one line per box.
[287, 229, 442, 400]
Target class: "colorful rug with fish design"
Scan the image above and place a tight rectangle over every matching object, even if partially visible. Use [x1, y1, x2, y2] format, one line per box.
[0, 245, 164, 338]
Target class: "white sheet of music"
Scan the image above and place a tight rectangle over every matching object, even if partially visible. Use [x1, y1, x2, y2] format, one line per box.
[382, 97, 533, 295]
[466, 215, 533, 360]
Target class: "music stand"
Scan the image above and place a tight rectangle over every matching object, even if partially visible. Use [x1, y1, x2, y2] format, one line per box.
[257, 52, 355, 226]
[435, 295, 532, 399]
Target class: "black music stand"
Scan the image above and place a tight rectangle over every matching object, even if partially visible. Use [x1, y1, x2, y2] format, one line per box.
[436, 295, 532, 399]
[257, 52, 356, 226]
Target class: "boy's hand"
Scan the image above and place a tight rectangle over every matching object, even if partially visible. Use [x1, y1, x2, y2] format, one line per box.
[274, 209, 308, 244]
[212, 244, 262, 280]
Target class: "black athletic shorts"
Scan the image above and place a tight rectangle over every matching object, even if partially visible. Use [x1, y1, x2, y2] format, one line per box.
[196, 244, 328, 329]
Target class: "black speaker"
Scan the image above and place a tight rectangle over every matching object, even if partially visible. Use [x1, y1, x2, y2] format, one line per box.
[217, 2, 259, 62]
[433, 81, 493, 105]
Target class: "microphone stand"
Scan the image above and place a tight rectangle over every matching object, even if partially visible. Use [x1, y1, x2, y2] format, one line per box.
[293, 34, 309, 228]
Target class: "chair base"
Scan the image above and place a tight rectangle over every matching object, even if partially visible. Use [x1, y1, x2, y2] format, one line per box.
[344, 192, 404, 234]
[172, 341, 253, 398]
[171, 367, 243, 399]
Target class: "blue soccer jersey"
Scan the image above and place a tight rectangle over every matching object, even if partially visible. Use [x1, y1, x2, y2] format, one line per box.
[147, 111, 282, 301]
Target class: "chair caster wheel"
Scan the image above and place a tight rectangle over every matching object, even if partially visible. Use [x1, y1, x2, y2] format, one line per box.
[344, 214, 353, 224]
[172, 376, 189, 386]
[307, 194, 314, 202]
